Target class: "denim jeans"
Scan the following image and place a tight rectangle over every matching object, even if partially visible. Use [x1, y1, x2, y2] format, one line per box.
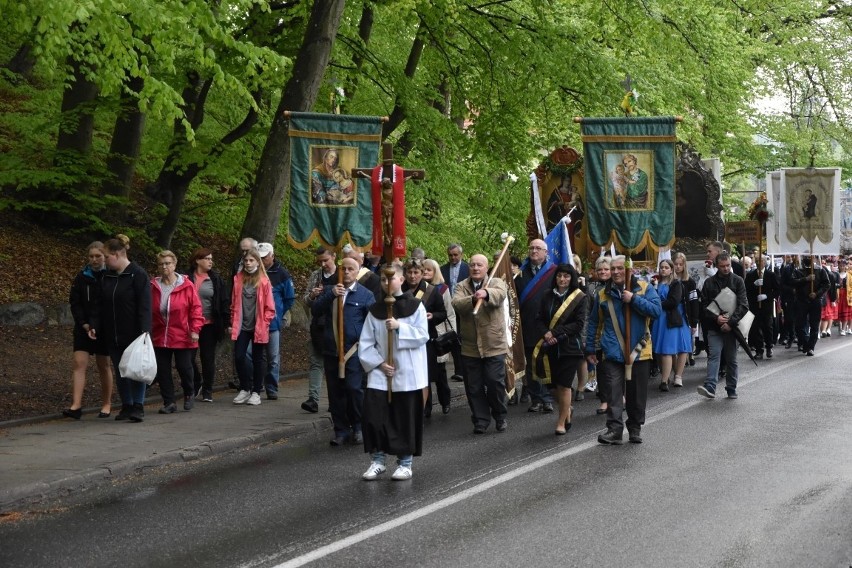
[110, 347, 146, 405]
[263, 330, 281, 396]
[235, 330, 266, 394]
[705, 329, 739, 394]
[372, 452, 412, 468]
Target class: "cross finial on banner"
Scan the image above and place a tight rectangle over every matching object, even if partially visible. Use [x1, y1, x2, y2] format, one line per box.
[620, 74, 633, 92]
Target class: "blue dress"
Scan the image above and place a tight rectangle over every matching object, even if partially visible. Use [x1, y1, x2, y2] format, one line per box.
[651, 282, 693, 355]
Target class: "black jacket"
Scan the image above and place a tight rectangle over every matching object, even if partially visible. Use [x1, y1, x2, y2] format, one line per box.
[402, 280, 447, 339]
[791, 264, 831, 303]
[69, 265, 105, 332]
[700, 271, 748, 332]
[93, 262, 152, 349]
[536, 289, 588, 358]
[744, 268, 779, 313]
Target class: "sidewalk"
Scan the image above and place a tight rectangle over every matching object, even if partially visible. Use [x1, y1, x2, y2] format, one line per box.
[0, 376, 468, 511]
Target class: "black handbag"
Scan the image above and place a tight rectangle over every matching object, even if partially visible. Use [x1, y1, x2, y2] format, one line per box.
[432, 330, 459, 357]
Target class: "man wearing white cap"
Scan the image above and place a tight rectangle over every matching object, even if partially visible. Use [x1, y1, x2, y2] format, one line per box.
[258, 243, 295, 399]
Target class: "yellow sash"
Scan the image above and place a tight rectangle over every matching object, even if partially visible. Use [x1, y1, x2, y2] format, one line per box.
[531, 289, 583, 383]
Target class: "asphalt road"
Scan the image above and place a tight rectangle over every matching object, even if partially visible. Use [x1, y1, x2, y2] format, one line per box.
[2, 341, 851, 568]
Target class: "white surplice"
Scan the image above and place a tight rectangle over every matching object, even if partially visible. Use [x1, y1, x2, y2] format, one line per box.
[359, 303, 430, 392]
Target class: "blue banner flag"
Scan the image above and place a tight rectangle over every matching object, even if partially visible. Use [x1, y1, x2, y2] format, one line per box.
[519, 220, 572, 304]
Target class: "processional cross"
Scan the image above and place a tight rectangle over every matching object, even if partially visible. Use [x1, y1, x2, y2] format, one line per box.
[351, 141, 425, 400]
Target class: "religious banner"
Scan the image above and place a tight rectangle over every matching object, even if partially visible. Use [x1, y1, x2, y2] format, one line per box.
[286, 112, 383, 250]
[777, 168, 842, 254]
[841, 186, 852, 254]
[765, 170, 782, 255]
[579, 116, 678, 253]
[492, 251, 525, 396]
[526, 146, 588, 259]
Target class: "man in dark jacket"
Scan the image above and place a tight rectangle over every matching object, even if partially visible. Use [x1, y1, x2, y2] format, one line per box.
[791, 256, 831, 356]
[516, 238, 554, 412]
[745, 255, 779, 359]
[313, 257, 375, 446]
[440, 243, 470, 382]
[698, 253, 749, 399]
[258, 243, 295, 400]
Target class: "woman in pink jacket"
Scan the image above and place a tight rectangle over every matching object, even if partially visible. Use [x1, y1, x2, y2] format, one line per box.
[151, 250, 204, 414]
[230, 248, 276, 406]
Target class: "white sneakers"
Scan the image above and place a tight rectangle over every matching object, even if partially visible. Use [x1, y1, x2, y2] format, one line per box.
[673, 375, 683, 387]
[362, 462, 387, 480]
[362, 463, 412, 480]
[233, 390, 261, 405]
[391, 466, 412, 480]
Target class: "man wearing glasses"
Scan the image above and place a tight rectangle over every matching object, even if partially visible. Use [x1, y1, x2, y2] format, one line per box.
[585, 256, 661, 444]
[517, 239, 554, 413]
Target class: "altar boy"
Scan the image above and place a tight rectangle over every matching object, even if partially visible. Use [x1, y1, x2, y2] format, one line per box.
[359, 263, 430, 481]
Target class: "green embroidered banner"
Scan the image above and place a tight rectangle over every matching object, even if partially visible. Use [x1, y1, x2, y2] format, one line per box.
[287, 112, 383, 250]
[580, 116, 677, 253]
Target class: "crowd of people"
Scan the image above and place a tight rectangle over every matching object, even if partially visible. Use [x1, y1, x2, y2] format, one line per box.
[62, 234, 852, 478]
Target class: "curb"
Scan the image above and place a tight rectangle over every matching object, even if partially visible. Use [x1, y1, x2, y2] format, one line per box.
[0, 415, 333, 511]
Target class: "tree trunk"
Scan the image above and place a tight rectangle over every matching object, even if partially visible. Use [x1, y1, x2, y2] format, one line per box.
[383, 20, 426, 140]
[103, 75, 146, 219]
[6, 41, 36, 80]
[55, 55, 99, 169]
[340, 3, 374, 113]
[239, 0, 347, 244]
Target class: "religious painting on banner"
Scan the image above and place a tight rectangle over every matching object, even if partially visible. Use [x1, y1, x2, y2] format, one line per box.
[776, 168, 842, 255]
[579, 117, 678, 254]
[841, 186, 852, 254]
[287, 112, 383, 250]
[526, 146, 588, 260]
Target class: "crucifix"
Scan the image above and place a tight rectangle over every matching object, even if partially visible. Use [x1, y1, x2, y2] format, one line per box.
[351, 141, 424, 400]
[352, 142, 425, 264]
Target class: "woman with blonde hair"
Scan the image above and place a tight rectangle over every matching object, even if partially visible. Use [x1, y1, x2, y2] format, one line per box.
[423, 258, 456, 413]
[63, 241, 113, 419]
[229, 248, 276, 406]
[151, 250, 204, 413]
[89, 234, 151, 422]
[652, 257, 692, 389]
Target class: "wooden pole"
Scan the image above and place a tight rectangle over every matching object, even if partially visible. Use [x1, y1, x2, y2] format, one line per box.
[472, 235, 514, 315]
[383, 265, 395, 402]
[337, 259, 345, 379]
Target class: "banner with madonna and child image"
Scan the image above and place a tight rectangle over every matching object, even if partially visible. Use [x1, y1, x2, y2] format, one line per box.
[579, 116, 678, 254]
[287, 112, 384, 250]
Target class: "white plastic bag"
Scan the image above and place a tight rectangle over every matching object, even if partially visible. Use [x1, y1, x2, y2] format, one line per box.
[119, 332, 157, 384]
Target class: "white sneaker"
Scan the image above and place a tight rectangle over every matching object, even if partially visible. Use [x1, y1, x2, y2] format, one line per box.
[673, 375, 683, 387]
[246, 392, 261, 406]
[391, 466, 412, 480]
[362, 462, 386, 481]
[233, 390, 251, 404]
[840, 330, 846, 337]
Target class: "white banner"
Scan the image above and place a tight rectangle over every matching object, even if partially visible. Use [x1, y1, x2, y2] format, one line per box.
[776, 168, 842, 254]
[765, 171, 782, 255]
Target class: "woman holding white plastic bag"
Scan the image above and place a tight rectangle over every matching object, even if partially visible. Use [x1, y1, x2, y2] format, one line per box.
[89, 235, 151, 423]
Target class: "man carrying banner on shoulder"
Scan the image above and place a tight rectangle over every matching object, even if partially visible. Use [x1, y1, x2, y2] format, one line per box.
[343, 244, 382, 302]
[312, 257, 375, 446]
[516, 238, 554, 414]
[585, 255, 661, 445]
[698, 253, 748, 400]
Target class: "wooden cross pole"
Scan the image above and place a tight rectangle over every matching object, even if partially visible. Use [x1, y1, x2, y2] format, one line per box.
[352, 142, 425, 264]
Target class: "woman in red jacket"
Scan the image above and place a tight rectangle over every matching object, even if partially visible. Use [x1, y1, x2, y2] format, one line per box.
[229, 248, 276, 407]
[151, 250, 204, 414]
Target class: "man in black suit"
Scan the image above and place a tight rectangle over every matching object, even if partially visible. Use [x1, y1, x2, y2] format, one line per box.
[440, 243, 469, 381]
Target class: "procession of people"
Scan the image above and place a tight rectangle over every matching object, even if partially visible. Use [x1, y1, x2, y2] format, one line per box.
[62, 230, 852, 480]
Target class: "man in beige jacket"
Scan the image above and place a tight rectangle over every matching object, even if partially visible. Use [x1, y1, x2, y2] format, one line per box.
[452, 254, 509, 434]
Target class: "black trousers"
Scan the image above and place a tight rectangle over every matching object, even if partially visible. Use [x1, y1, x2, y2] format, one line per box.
[192, 323, 219, 396]
[425, 360, 452, 409]
[155, 347, 195, 405]
[749, 307, 775, 352]
[598, 359, 650, 434]
[795, 300, 822, 351]
[462, 354, 507, 429]
[324, 356, 365, 437]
